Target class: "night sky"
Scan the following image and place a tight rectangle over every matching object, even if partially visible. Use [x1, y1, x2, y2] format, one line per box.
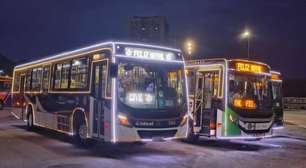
[0, 0, 305, 79]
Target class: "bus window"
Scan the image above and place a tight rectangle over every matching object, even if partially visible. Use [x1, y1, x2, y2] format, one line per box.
[25, 70, 32, 91]
[61, 63, 70, 89]
[70, 57, 89, 89]
[42, 66, 50, 91]
[31, 67, 43, 91]
[54, 62, 71, 89]
[101, 61, 108, 97]
[13, 72, 21, 92]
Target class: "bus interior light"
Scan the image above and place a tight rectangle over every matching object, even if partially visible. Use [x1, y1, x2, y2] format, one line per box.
[93, 54, 102, 61]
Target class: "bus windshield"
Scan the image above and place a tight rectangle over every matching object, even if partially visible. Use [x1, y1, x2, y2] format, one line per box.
[272, 82, 282, 101]
[118, 61, 185, 109]
[229, 72, 272, 109]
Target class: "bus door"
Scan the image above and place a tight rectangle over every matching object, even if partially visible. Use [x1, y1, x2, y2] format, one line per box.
[91, 60, 108, 138]
[193, 72, 204, 131]
[195, 70, 220, 136]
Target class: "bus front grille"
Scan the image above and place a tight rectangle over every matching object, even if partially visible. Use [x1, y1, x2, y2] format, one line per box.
[137, 129, 177, 139]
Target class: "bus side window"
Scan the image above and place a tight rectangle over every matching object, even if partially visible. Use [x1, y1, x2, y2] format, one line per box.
[53, 62, 71, 89]
[25, 69, 32, 92]
[101, 63, 107, 97]
[13, 72, 21, 92]
[42, 66, 50, 91]
[31, 67, 43, 92]
[70, 57, 89, 89]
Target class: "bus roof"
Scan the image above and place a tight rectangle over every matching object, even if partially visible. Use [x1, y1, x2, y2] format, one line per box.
[271, 70, 282, 81]
[271, 70, 281, 75]
[15, 41, 181, 70]
[186, 58, 270, 68]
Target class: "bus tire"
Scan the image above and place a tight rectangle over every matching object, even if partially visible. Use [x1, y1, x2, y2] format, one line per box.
[185, 120, 199, 143]
[0, 101, 3, 110]
[73, 112, 90, 147]
[186, 132, 199, 143]
[27, 107, 34, 131]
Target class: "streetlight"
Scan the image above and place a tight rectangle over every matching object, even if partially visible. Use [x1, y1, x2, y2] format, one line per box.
[184, 39, 195, 59]
[241, 29, 251, 59]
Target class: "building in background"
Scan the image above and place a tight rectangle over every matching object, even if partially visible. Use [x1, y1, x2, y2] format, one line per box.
[128, 16, 169, 44]
[0, 53, 14, 76]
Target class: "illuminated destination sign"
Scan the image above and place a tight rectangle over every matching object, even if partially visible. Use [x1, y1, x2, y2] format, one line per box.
[271, 73, 281, 81]
[231, 61, 269, 74]
[124, 47, 176, 61]
[236, 62, 263, 73]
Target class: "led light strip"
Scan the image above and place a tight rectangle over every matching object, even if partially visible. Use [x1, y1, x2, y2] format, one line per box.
[111, 43, 117, 143]
[16, 41, 181, 69]
[16, 42, 115, 69]
[115, 41, 181, 52]
[111, 78, 117, 143]
[182, 57, 191, 138]
[224, 60, 229, 137]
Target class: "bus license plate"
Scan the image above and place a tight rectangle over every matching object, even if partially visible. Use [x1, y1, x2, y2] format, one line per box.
[255, 123, 270, 130]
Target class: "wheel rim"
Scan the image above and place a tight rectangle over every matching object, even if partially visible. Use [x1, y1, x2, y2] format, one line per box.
[78, 124, 87, 140]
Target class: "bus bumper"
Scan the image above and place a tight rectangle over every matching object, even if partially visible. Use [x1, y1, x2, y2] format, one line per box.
[114, 122, 188, 142]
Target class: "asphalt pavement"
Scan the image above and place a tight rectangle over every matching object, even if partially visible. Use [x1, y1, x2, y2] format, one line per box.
[0, 108, 306, 168]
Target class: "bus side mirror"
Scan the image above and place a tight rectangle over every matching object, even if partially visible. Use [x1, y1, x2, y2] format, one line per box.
[110, 63, 118, 77]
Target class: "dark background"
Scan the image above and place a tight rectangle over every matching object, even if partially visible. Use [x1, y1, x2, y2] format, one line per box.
[0, 0, 305, 95]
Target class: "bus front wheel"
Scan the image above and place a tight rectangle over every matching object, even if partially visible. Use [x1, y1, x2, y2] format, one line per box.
[27, 107, 34, 131]
[186, 120, 199, 143]
[73, 112, 90, 147]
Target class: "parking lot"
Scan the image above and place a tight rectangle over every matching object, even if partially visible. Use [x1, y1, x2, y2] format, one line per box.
[1, 108, 306, 168]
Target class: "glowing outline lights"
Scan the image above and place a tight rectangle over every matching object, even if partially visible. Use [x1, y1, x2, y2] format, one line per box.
[15, 41, 182, 70]
[271, 71, 282, 82]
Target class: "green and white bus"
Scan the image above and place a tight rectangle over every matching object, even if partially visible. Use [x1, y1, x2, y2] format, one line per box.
[186, 59, 273, 140]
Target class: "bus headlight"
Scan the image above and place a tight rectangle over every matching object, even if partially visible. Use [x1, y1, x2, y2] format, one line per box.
[118, 113, 132, 127]
[180, 114, 188, 126]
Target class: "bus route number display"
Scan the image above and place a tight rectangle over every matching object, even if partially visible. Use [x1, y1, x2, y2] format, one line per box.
[124, 47, 175, 61]
[236, 62, 263, 73]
